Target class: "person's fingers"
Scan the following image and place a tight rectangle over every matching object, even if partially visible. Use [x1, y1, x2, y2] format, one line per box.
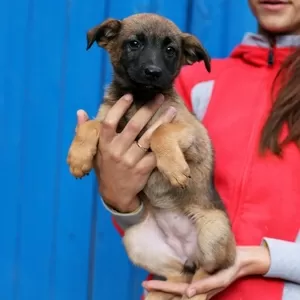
[134, 153, 156, 175]
[138, 106, 176, 147]
[114, 94, 165, 151]
[123, 106, 177, 164]
[100, 94, 133, 142]
[186, 281, 214, 297]
[75, 110, 90, 133]
[77, 109, 89, 125]
[142, 280, 188, 295]
[186, 273, 228, 297]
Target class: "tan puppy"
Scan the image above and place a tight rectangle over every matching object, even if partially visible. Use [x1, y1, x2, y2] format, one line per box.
[67, 13, 236, 300]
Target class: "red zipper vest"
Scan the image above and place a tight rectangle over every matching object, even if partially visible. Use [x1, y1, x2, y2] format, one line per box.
[175, 35, 300, 300]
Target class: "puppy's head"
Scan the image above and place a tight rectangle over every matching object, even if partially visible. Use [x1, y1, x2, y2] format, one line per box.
[86, 13, 211, 91]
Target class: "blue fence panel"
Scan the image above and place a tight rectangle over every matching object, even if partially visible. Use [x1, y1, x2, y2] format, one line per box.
[0, 0, 256, 300]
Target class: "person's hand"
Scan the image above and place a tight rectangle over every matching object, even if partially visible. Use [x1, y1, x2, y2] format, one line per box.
[142, 245, 271, 299]
[76, 94, 177, 213]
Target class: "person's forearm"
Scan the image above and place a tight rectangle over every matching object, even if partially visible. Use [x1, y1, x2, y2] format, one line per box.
[238, 237, 300, 285]
[237, 245, 271, 278]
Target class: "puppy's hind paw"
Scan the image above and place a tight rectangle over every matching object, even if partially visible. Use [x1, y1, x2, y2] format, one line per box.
[182, 294, 208, 300]
[145, 291, 179, 300]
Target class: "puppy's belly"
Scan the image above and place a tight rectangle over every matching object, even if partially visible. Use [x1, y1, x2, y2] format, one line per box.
[123, 209, 198, 277]
[154, 209, 198, 262]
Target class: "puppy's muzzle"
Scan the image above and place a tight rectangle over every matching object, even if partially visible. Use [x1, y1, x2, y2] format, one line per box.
[143, 65, 162, 80]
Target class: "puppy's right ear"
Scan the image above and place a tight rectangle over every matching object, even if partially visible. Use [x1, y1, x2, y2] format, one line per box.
[181, 33, 211, 72]
[86, 19, 122, 50]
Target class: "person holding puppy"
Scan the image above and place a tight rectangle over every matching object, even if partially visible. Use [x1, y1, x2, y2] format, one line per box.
[76, 0, 300, 299]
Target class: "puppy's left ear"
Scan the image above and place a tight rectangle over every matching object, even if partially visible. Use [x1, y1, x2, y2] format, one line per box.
[181, 33, 211, 72]
[86, 18, 122, 50]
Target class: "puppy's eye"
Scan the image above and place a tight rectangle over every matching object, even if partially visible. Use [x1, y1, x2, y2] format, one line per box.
[165, 46, 176, 57]
[128, 40, 141, 50]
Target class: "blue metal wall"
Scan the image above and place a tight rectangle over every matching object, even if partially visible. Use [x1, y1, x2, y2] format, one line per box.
[0, 1, 256, 299]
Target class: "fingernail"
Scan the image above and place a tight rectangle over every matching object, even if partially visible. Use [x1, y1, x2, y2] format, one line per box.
[156, 94, 164, 104]
[167, 106, 177, 117]
[187, 288, 196, 298]
[123, 94, 132, 101]
[77, 109, 88, 121]
[142, 282, 149, 291]
[77, 109, 85, 117]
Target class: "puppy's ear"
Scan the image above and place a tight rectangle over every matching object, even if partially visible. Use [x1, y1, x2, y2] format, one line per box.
[181, 33, 211, 72]
[86, 18, 122, 50]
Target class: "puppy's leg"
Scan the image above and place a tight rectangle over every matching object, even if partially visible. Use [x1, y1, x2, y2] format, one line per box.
[67, 103, 111, 178]
[182, 269, 210, 300]
[145, 275, 192, 300]
[67, 120, 101, 178]
[150, 123, 193, 188]
[145, 292, 179, 300]
[186, 206, 236, 274]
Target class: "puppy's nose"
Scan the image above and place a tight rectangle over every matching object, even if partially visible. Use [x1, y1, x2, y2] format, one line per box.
[144, 65, 162, 79]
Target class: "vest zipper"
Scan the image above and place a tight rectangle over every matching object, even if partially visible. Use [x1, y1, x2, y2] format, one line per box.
[268, 39, 275, 67]
[268, 47, 274, 66]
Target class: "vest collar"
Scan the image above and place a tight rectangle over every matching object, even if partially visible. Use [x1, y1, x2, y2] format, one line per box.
[241, 32, 300, 48]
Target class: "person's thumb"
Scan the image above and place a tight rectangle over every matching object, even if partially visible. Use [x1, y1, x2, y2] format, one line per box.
[77, 109, 89, 125]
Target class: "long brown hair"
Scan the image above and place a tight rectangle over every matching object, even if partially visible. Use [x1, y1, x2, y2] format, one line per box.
[260, 48, 300, 156]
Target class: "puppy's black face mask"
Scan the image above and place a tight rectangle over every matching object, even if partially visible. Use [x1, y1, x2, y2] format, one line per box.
[86, 15, 211, 95]
[119, 33, 180, 90]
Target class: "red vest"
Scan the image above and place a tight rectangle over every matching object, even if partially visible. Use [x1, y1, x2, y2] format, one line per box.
[174, 42, 300, 300]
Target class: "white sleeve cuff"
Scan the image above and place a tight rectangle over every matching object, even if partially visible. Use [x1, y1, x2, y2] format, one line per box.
[101, 198, 145, 231]
[262, 237, 300, 284]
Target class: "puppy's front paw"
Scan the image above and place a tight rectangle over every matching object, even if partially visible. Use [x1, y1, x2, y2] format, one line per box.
[145, 291, 179, 300]
[67, 140, 96, 178]
[156, 156, 191, 189]
[67, 120, 100, 179]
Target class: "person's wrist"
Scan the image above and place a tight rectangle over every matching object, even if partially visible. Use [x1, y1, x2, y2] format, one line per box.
[118, 197, 141, 213]
[103, 196, 141, 213]
[237, 245, 271, 278]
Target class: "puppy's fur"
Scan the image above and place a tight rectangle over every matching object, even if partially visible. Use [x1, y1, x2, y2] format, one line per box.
[67, 13, 236, 300]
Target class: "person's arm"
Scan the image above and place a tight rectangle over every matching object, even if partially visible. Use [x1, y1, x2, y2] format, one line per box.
[262, 236, 300, 284]
[143, 238, 300, 298]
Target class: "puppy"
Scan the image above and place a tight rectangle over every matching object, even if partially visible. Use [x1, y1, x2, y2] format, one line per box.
[67, 13, 236, 300]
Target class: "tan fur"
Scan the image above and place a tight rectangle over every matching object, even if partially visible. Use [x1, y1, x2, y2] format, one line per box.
[67, 13, 236, 300]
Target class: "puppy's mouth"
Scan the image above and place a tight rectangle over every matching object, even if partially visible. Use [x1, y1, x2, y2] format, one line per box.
[130, 78, 162, 89]
[144, 84, 157, 89]
[127, 74, 170, 91]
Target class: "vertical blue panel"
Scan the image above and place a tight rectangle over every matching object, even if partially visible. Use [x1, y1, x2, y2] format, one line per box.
[189, 0, 256, 58]
[225, 1, 257, 53]
[0, 1, 257, 300]
[0, 0, 30, 298]
[50, 0, 105, 299]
